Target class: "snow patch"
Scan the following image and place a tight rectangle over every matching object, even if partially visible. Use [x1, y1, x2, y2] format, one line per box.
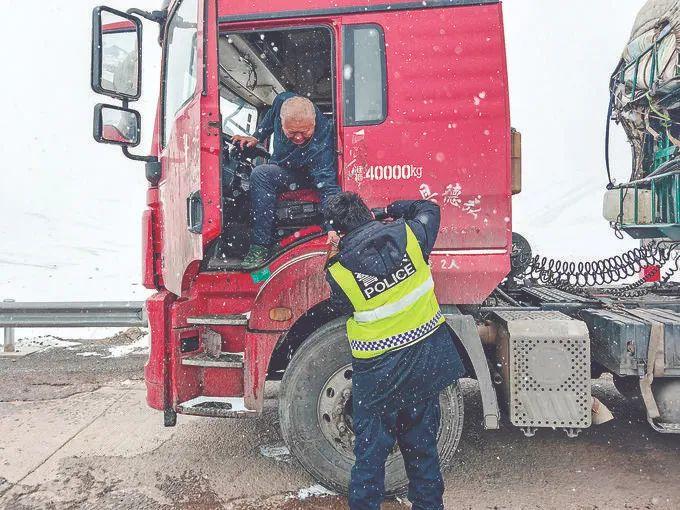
[294, 484, 337, 500]
[104, 333, 149, 358]
[16, 327, 131, 342]
[76, 351, 101, 357]
[15, 335, 80, 351]
[259, 444, 291, 462]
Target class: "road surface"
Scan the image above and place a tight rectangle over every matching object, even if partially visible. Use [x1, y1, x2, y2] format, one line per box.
[1, 330, 679, 509]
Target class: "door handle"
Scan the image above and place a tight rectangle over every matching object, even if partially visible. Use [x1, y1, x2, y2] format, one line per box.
[186, 191, 203, 234]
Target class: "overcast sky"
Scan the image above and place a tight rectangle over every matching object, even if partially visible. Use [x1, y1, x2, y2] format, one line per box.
[0, 0, 645, 301]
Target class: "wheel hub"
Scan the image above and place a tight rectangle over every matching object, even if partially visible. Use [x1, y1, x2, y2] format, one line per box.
[317, 365, 356, 459]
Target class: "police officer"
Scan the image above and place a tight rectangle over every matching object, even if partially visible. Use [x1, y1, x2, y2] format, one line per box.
[323, 192, 466, 510]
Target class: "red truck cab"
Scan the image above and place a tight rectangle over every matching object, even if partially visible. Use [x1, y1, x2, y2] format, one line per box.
[91, 0, 512, 494]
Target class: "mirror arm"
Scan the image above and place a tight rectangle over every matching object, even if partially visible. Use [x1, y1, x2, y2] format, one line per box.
[122, 145, 156, 163]
[126, 8, 166, 24]
[119, 98, 157, 164]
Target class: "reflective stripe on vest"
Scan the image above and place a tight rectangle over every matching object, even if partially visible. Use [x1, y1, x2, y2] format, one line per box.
[327, 224, 444, 359]
[353, 275, 435, 323]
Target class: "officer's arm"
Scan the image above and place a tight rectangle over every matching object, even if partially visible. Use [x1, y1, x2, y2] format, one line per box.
[325, 272, 354, 315]
[386, 200, 441, 257]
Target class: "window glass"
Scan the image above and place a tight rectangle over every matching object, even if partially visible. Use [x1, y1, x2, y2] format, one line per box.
[162, 0, 199, 146]
[343, 25, 386, 125]
[220, 92, 258, 137]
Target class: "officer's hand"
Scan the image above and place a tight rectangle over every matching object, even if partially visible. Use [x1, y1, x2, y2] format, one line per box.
[231, 135, 259, 148]
[371, 207, 389, 221]
[327, 230, 340, 247]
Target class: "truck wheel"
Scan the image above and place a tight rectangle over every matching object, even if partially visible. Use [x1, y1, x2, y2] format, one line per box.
[278, 317, 464, 496]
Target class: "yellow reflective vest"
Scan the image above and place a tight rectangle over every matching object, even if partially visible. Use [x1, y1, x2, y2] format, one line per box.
[327, 224, 444, 359]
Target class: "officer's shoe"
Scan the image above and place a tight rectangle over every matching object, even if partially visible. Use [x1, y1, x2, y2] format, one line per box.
[240, 244, 270, 270]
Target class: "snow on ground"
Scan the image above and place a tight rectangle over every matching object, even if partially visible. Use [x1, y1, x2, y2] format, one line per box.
[10, 327, 149, 358]
[259, 444, 292, 462]
[293, 485, 337, 501]
[14, 335, 81, 351]
[13, 327, 135, 342]
[105, 333, 149, 358]
[0, 207, 151, 303]
[0, 0, 159, 304]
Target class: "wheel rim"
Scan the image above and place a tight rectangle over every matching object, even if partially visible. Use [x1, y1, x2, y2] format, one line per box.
[314, 351, 461, 471]
[317, 363, 356, 460]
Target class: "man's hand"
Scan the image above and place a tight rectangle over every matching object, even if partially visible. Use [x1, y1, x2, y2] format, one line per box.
[231, 135, 259, 148]
[327, 230, 341, 247]
[325, 231, 340, 262]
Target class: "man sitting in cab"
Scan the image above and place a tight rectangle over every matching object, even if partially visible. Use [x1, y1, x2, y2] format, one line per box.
[232, 92, 341, 270]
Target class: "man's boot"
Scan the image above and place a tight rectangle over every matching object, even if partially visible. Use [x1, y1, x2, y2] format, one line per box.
[240, 244, 270, 270]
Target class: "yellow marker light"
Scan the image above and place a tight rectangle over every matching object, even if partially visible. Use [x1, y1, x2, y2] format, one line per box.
[270, 307, 293, 322]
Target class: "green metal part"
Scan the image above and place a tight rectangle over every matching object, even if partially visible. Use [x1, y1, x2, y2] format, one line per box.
[653, 134, 676, 171]
[616, 171, 680, 241]
[613, 25, 680, 240]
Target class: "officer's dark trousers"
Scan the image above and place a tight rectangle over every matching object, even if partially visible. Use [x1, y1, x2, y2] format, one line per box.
[349, 395, 444, 510]
[250, 163, 311, 247]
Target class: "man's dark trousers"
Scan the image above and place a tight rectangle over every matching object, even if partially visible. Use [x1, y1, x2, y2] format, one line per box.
[349, 395, 444, 510]
[250, 163, 312, 247]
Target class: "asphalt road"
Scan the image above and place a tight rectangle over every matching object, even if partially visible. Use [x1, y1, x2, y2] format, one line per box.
[1, 331, 679, 510]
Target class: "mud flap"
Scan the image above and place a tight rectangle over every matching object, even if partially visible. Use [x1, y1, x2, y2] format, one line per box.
[444, 311, 500, 430]
[625, 309, 680, 433]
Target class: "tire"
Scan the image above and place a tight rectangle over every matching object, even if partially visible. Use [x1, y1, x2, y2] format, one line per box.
[278, 317, 464, 496]
[653, 378, 680, 424]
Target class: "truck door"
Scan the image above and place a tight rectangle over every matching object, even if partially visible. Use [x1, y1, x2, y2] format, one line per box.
[158, 0, 221, 295]
[339, 5, 511, 252]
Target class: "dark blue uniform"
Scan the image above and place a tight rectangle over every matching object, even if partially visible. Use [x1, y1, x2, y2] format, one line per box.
[326, 200, 466, 510]
[251, 92, 340, 246]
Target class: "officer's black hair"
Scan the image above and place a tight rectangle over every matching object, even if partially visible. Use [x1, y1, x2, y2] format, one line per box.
[324, 192, 373, 234]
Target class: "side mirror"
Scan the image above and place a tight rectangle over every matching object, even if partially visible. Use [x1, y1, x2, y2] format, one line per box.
[91, 6, 142, 100]
[93, 103, 141, 146]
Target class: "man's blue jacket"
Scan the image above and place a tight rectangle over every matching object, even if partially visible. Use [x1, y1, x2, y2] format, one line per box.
[255, 92, 340, 212]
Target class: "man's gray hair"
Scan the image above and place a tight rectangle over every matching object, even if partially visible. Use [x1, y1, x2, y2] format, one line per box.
[280, 96, 316, 123]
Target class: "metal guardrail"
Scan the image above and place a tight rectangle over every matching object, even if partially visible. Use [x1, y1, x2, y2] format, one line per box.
[1, 300, 147, 353]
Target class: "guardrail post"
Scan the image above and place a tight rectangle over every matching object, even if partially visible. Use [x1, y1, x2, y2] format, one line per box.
[3, 299, 15, 353]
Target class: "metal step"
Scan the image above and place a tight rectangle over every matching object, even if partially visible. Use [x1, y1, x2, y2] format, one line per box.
[187, 313, 249, 326]
[177, 396, 257, 418]
[653, 421, 680, 433]
[181, 351, 244, 368]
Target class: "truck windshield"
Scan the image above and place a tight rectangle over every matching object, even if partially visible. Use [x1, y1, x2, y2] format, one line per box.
[217, 27, 333, 115]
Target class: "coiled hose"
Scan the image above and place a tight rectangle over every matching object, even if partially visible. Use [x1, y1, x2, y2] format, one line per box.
[518, 242, 680, 296]
[601, 249, 680, 298]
